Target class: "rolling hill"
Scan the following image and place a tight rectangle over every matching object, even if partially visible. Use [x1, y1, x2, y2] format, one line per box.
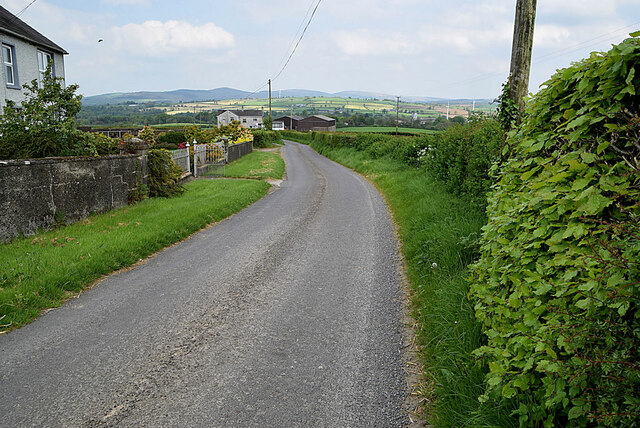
[81, 87, 476, 106]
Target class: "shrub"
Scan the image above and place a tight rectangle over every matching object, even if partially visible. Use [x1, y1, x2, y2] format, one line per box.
[252, 130, 279, 148]
[0, 70, 89, 159]
[87, 133, 119, 155]
[137, 126, 156, 146]
[147, 149, 184, 198]
[470, 34, 640, 427]
[157, 130, 185, 146]
[422, 117, 503, 207]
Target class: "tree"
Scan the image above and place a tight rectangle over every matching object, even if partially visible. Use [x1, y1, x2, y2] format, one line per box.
[450, 115, 466, 125]
[263, 115, 272, 130]
[0, 67, 88, 159]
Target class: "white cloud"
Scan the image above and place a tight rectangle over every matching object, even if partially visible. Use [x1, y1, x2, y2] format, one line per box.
[534, 24, 571, 48]
[540, 0, 619, 18]
[111, 20, 235, 56]
[333, 30, 417, 56]
[418, 23, 512, 53]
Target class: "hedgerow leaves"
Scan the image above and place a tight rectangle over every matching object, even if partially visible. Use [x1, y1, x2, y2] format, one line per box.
[470, 34, 640, 427]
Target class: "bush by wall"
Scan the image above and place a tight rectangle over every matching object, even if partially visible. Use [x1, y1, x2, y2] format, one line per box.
[470, 34, 640, 426]
[147, 149, 184, 198]
[0, 73, 91, 160]
[251, 130, 280, 148]
[156, 130, 185, 150]
[86, 133, 119, 155]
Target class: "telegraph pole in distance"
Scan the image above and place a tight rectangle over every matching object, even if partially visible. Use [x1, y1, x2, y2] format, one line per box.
[396, 96, 400, 137]
[268, 79, 273, 129]
[509, 0, 537, 122]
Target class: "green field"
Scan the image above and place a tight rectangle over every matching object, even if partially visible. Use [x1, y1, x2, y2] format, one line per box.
[157, 96, 494, 120]
[338, 126, 440, 134]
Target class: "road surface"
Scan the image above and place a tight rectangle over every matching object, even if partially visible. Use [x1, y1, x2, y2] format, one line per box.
[0, 141, 409, 427]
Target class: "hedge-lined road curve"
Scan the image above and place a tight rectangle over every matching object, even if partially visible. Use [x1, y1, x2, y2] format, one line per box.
[0, 141, 409, 426]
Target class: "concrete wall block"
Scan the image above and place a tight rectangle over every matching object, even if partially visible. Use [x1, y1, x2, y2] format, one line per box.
[0, 154, 142, 242]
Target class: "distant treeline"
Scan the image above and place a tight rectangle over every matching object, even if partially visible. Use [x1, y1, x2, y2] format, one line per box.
[77, 104, 217, 127]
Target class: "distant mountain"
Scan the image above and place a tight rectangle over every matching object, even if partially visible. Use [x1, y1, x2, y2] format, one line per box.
[256, 89, 333, 98]
[82, 87, 488, 106]
[82, 87, 252, 106]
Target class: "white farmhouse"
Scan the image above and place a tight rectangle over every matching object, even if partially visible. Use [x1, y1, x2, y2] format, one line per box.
[217, 110, 264, 129]
[0, 5, 67, 110]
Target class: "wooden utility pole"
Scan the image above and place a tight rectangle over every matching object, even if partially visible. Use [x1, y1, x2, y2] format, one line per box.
[396, 96, 400, 137]
[268, 79, 272, 128]
[509, 0, 537, 120]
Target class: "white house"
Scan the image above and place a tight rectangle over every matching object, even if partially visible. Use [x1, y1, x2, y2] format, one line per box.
[217, 110, 264, 129]
[0, 5, 67, 110]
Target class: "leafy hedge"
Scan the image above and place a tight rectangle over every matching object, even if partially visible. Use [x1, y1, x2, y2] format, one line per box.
[421, 117, 503, 208]
[251, 130, 280, 148]
[470, 34, 640, 426]
[281, 130, 429, 165]
[282, 119, 503, 209]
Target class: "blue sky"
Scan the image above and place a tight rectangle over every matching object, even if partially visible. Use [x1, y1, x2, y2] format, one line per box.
[3, 0, 640, 99]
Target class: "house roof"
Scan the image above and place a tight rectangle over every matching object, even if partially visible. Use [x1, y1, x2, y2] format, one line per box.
[274, 115, 303, 121]
[302, 115, 335, 122]
[218, 109, 263, 117]
[0, 5, 67, 54]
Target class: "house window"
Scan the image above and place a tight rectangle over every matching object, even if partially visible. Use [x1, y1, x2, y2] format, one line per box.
[2, 44, 17, 88]
[37, 50, 54, 87]
[242, 118, 247, 123]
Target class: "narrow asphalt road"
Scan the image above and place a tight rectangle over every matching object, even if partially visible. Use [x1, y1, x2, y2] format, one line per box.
[0, 141, 409, 427]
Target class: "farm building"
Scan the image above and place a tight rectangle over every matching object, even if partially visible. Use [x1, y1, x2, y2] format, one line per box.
[217, 109, 264, 129]
[298, 115, 336, 132]
[273, 115, 302, 131]
[0, 5, 67, 111]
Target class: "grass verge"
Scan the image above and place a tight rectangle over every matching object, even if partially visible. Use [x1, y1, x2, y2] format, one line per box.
[0, 179, 270, 333]
[294, 139, 514, 427]
[223, 150, 285, 180]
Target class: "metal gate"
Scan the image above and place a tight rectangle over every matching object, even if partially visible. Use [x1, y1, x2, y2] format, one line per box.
[193, 142, 227, 177]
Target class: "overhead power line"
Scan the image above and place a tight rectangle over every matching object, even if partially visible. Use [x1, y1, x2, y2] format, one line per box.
[422, 21, 640, 96]
[271, 0, 322, 82]
[14, 0, 38, 18]
[271, 0, 318, 79]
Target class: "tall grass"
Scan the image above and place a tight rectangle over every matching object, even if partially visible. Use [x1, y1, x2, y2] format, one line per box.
[0, 179, 270, 333]
[298, 139, 514, 426]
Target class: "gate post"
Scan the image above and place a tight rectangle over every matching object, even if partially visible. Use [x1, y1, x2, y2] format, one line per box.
[185, 142, 191, 175]
[192, 139, 198, 178]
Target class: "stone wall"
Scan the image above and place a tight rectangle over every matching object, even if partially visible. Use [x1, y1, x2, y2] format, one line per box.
[0, 154, 145, 242]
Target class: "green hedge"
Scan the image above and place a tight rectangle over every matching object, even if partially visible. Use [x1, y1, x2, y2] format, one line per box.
[147, 149, 184, 198]
[422, 118, 503, 207]
[282, 120, 502, 209]
[470, 34, 640, 426]
[251, 130, 280, 148]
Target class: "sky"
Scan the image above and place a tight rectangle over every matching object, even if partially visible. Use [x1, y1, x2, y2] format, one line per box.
[3, 0, 640, 99]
